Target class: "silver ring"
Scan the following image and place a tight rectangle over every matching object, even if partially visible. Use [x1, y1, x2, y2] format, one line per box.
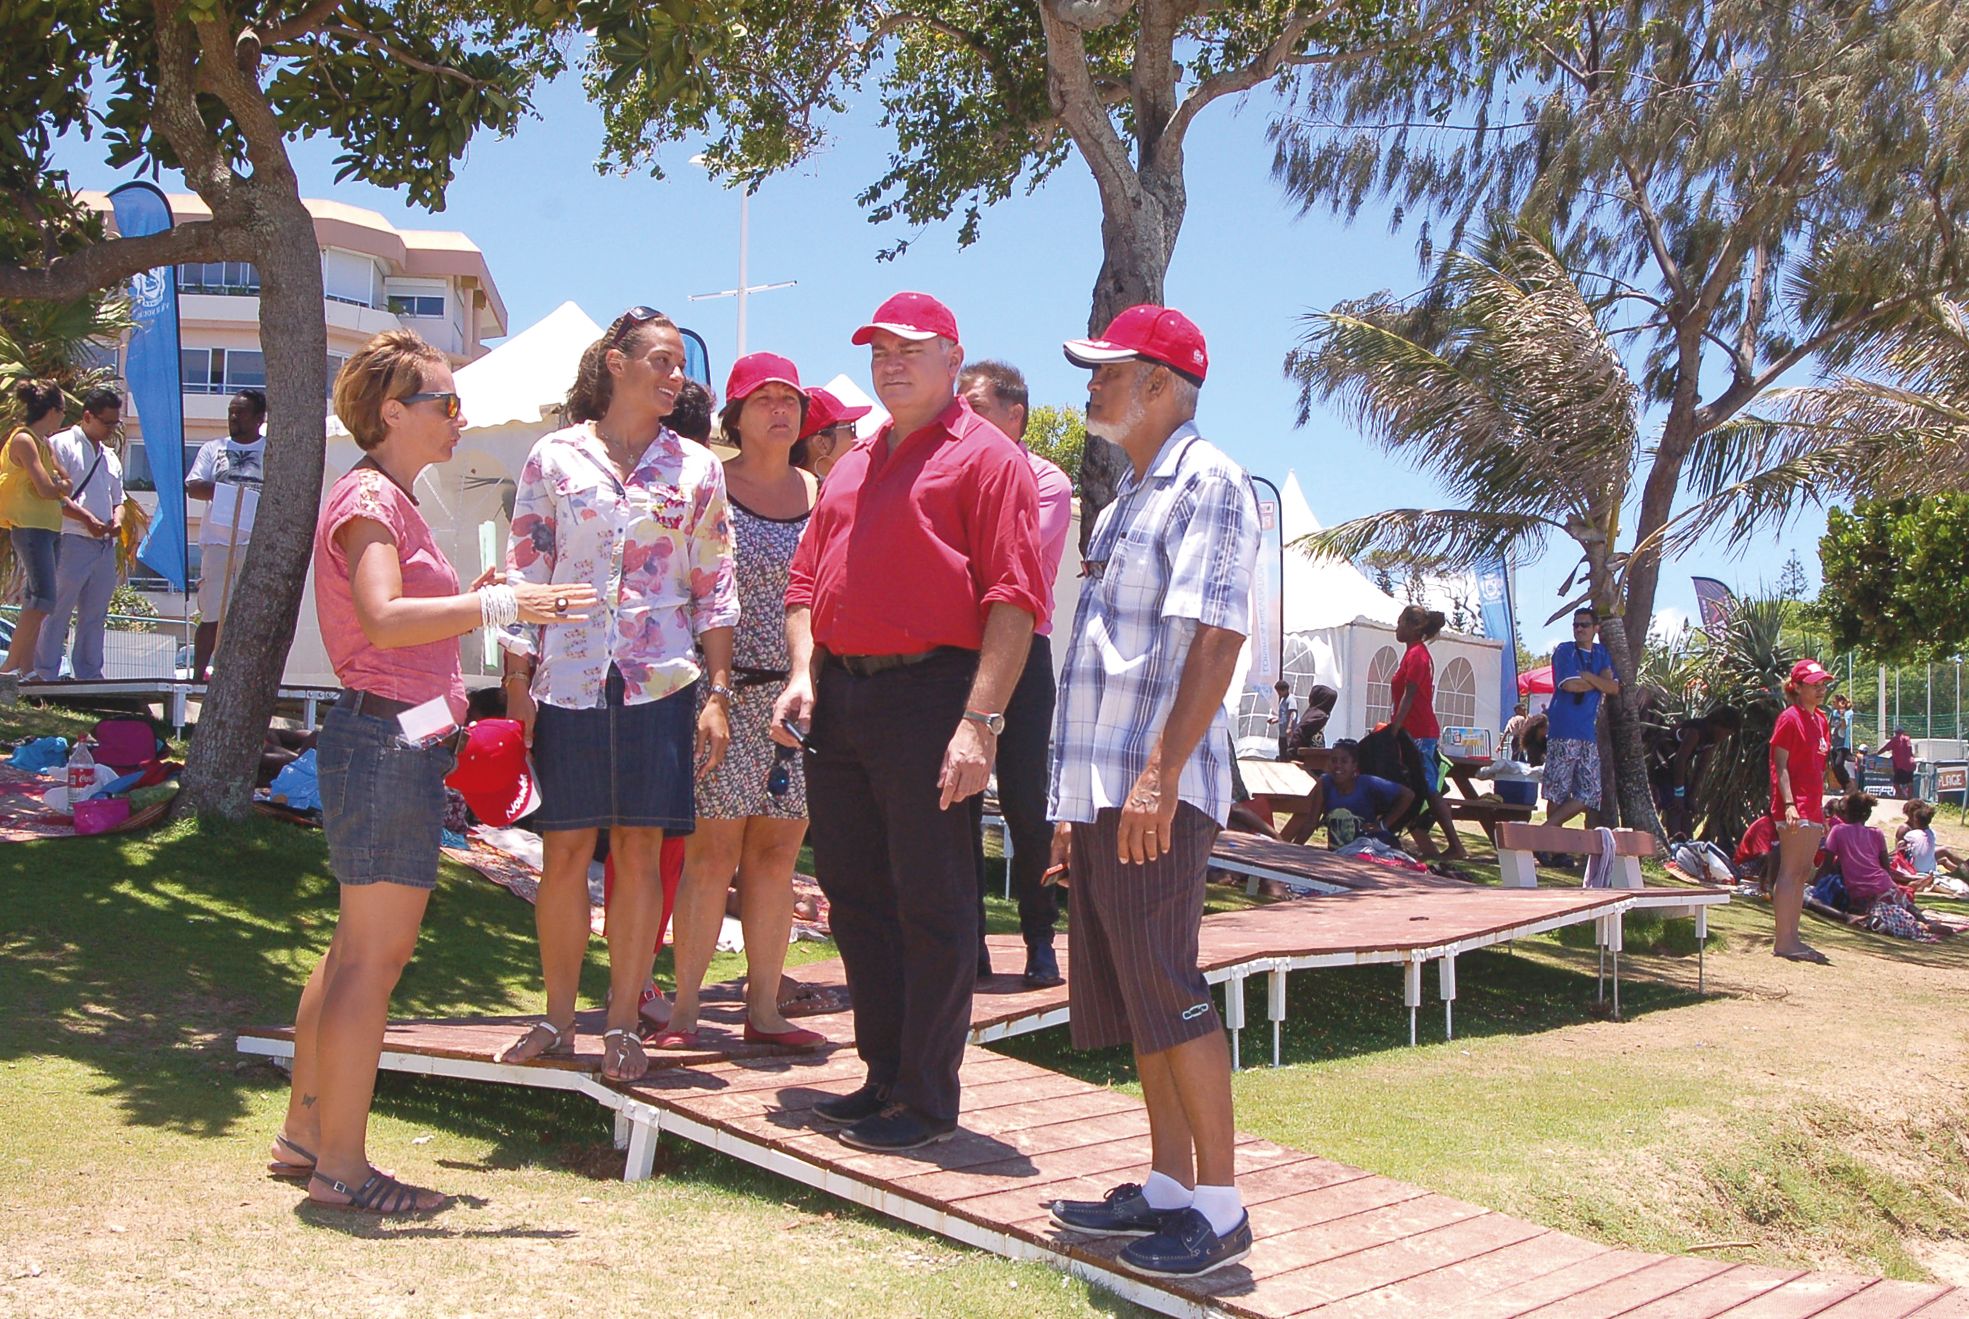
[554, 595, 568, 614]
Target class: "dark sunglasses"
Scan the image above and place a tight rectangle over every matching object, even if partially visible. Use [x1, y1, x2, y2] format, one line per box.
[766, 743, 798, 798]
[606, 306, 666, 348]
[400, 391, 462, 419]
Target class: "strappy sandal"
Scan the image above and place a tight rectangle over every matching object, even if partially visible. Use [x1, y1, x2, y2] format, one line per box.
[601, 1027, 648, 1083]
[267, 1132, 316, 1180]
[493, 1018, 576, 1065]
[309, 1168, 449, 1215]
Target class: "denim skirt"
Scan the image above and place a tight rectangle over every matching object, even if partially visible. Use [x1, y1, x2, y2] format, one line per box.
[318, 703, 457, 890]
[530, 668, 697, 833]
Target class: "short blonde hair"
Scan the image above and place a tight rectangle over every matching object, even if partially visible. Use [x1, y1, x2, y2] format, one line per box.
[333, 330, 446, 451]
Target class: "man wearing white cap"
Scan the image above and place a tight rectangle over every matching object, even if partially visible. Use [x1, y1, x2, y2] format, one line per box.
[777, 291, 1046, 1153]
[1044, 305, 1259, 1277]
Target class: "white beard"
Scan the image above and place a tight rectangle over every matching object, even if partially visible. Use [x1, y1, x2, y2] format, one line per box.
[1085, 392, 1145, 444]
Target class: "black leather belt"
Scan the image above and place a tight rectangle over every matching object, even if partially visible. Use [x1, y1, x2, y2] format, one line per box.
[829, 649, 948, 678]
[732, 665, 790, 688]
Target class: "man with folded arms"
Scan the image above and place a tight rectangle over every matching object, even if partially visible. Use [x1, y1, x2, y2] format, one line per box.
[1044, 305, 1259, 1277]
[775, 291, 1044, 1153]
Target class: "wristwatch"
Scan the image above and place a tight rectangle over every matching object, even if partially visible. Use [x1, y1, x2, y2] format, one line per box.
[963, 709, 1006, 736]
[707, 682, 735, 702]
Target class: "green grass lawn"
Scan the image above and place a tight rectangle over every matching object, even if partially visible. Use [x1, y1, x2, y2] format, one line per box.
[3, 815, 1966, 1315]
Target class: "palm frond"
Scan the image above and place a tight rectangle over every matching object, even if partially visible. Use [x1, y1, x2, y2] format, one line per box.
[1295, 508, 1561, 570]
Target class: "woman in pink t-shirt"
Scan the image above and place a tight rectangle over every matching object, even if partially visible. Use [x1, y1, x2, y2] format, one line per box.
[1768, 657, 1833, 963]
[269, 331, 593, 1215]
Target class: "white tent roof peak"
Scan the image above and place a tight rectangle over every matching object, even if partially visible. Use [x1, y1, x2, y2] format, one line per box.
[1278, 468, 1402, 632]
[453, 301, 604, 429]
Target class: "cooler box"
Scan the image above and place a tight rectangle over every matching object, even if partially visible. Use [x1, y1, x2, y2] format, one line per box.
[1498, 780, 1538, 807]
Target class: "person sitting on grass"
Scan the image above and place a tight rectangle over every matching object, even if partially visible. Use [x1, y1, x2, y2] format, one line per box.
[1818, 791, 1900, 916]
[1732, 813, 1778, 896]
[1286, 738, 1414, 849]
[1896, 799, 1967, 891]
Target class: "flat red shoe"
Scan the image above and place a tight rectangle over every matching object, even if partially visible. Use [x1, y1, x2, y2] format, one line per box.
[648, 1028, 703, 1051]
[744, 1023, 826, 1051]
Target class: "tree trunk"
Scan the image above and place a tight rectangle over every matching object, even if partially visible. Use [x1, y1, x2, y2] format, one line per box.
[1076, 164, 1186, 550]
[1597, 611, 1665, 841]
[170, 189, 326, 819]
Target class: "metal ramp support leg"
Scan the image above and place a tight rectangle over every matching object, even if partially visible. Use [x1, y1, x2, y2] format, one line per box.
[621, 1100, 661, 1182]
[1404, 958, 1423, 1047]
[1268, 966, 1288, 1067]
[1696, 906, 1709, 994]
[1595, 913, 1626, 1021]
[1223, 971, 1247, 1071]
[1001, 818, 1013, 899]
[1439, 954, 1458, 1041]
[613, 1112, 632, 1151]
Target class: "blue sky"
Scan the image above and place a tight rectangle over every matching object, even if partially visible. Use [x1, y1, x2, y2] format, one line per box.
[52, 67, 1820, 654]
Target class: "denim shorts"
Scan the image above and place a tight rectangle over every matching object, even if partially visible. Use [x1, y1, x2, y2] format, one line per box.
[530, 668, 696, 833]
[1414, 736, 1441, 793]
[10, 527, 58, 612]
[318, 703, 457, 889]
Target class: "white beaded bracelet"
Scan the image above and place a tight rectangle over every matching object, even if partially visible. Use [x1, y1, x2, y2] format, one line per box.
[479, 584, 519, 630]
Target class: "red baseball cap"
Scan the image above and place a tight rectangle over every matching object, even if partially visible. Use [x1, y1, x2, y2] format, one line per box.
[445, 719, 541, 826]
[1789, 658, 1833, 686]
[1063, 304, 1209, 382]
[800, 386, 873, 440]
[851, 291, 959, 345]
[725, 352, 802, 404]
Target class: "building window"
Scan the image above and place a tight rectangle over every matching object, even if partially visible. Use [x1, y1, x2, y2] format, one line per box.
[1365, 645, 1400, 729]
[177, 261, 260, 295]
[326, 353, 347, 399]
[322, 249, 379, 308]
[182, 348, 266, 394]
[1439, 657, 1478, 731]
[78, 340, 120, 380]
[387, 294, 444, 318]
[122, 442, 204, 493]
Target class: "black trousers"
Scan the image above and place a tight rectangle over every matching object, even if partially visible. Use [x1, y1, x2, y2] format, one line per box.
[972, 635, 1059, 950]
[807, 649, 979, 1123]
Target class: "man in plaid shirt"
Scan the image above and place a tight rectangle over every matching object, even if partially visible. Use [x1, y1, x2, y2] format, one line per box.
[1042, 305, 1260, 1278]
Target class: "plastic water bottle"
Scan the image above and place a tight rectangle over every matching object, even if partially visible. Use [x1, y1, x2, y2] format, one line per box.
[67, 738, 95, 796]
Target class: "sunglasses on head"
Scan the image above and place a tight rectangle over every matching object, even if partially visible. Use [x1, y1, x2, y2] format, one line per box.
[400, 390, 462, 419]
[606, 306, 666, 348]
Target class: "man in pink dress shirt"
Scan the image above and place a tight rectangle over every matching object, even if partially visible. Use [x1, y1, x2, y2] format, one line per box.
[959, 360, 1074, 988]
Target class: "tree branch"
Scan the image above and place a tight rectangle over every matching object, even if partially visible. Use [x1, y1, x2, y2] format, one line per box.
[255, 0, 347, 46]
[1037, 0, 1138, 209]
[316, 24, 487, 87]
[0, 222, 236, 302]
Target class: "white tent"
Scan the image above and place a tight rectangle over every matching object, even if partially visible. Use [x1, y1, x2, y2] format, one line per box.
[287, 302, 605, 686]
[1230, 470, 1504, 753]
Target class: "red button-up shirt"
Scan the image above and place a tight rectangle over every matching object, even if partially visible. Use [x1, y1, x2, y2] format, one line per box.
[786, 396, 1045, 655]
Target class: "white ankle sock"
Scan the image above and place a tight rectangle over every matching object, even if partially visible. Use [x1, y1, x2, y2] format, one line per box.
[1141, 1171, 1193, 1211]
[1191, 1184, 1245, 1236]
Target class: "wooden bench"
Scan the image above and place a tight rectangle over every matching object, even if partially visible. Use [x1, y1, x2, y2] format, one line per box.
[1494, 821, 1654, 889]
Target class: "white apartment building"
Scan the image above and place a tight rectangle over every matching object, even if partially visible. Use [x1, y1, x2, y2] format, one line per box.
[84, 193, 507, 600]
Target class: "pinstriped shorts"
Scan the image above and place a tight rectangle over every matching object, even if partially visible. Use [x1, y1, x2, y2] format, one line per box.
[1067, 803, 1222, 1054]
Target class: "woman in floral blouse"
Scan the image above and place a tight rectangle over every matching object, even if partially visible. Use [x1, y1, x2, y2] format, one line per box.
[496, 308, 738, 1083]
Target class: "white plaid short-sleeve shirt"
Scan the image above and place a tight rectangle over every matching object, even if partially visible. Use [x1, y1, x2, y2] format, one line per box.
[1047, 423, 1260, 825]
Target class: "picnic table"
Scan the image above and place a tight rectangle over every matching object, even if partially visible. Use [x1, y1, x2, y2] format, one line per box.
[1440, 753, 1536, 841]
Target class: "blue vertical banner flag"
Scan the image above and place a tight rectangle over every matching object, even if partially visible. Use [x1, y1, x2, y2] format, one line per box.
[112, 182, 190, 592]
[1474, 558, 1518, 727]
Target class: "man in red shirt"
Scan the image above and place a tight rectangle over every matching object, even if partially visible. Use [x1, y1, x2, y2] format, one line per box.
[776, 291, 1045, 1153]
[1886, 727, 1916, 797]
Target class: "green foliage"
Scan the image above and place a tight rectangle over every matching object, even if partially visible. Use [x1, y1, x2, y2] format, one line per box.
[1815, 496, 1969, 664]
[107, 585, 157, 631]
[1023, 403, 1085, 489]
[0, 292, 135, 422]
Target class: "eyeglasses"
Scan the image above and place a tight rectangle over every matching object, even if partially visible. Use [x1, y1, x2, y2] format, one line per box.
[766, 743, 798, 798]
[399, 391, 462, 419]
[606, 306, 666, 348]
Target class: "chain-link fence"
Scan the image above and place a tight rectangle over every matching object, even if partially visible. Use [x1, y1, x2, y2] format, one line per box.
[0, 606, 193, 681]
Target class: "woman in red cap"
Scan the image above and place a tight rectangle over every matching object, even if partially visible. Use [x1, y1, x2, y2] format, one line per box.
[273, 330, 593, 1212]
[795, 386, 871, 481]
[1770, 658, 1834, 962]
[659, 352, 827, 1050]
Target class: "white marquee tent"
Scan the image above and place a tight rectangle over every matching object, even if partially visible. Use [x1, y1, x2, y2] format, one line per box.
[1230, 470, 1504, 753]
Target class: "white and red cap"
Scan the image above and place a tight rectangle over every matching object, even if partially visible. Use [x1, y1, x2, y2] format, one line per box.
[1788, 658, 1833, 687]
[851, 291, 960, 345]
[800, 386, 873, 440]
[1063, 304, 1209, 382]
[445, 719, 541, 826]
[725, 352, 802, 403]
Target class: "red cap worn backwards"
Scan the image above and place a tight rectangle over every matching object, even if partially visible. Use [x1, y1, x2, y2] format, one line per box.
[800, 386, 873, 440]
[445, 719, 541, 827]
[851, 291, 960, 345]
[1063, 304, 1209, 382]
[1788, 658, 1833, 687]
[725, 352, 802, 404]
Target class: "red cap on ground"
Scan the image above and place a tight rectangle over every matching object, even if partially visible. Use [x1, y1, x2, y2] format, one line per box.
[850, 291, 960, 345]
[724, 352, 803, 404]
[1789, 658, 1833, 687]
[1063, 304, 1209, 382]
[445, 719, 541, 827]
[800, 386, 874, 440]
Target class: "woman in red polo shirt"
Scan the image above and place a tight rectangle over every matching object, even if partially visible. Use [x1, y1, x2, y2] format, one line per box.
[1769, 658, 1833, 963]
[1387, 604, 1467, 861]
